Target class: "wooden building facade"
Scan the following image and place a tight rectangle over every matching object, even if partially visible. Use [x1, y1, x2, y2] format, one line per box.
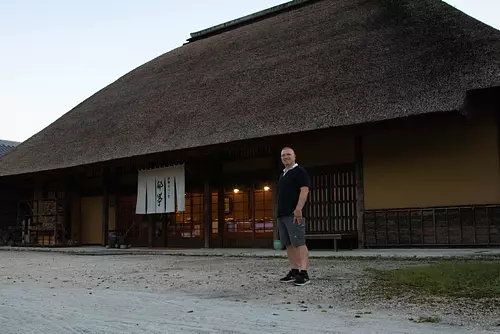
[1, 0, 500, 249]
[2, 100, 500, 249]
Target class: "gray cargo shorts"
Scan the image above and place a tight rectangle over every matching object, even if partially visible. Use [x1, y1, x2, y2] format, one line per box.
[278, 215, 306, 247]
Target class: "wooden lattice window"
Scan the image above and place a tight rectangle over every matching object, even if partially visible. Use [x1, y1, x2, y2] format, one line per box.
[304, 165, 357, 234]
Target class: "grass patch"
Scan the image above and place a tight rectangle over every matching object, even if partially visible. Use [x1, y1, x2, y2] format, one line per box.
[367, 260, 500, 299]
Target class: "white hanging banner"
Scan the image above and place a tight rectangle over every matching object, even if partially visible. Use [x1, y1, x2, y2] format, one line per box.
[146, 171, 156, 214]
[154, 172, 166, 214]
[135, 170, 147, 214]
[135, 164, 186, 214]
[165, 173, 175, 213]
[173, 164, 185, 212]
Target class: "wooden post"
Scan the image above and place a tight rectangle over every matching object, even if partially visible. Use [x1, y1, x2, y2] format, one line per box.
[355, 136, 365, 249]
[203, 180, 212, 248]
[148, 215, 154, 248]
[496, 106, 500, 187]
[102, 170, 109, 247]
[163, 213, 168, 247]
[272, 180, 278, 243]
[218, 187, 225, 247]
[63, 176, 72, 244]
[272, 147, 280, 245]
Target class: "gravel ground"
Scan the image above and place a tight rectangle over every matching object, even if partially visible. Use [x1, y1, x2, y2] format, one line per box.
[1, 252, 499, 333]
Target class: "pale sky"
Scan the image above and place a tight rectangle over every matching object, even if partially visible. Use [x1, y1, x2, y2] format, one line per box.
[0, 0, 499, 142]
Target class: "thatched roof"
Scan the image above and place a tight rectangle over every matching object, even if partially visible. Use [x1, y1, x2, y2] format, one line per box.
[1, 0, 499, 177]
[0, 140, 20, 159]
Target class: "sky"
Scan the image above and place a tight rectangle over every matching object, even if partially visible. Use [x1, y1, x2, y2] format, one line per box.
[0, 0, 499, 143]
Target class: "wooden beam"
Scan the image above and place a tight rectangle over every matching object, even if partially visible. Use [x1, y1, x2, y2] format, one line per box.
[272, 180, 278, 243]
[218, 187, 225, 247]
[164, 213, 174, 248]
[102, 171, 109, 247]
[271, 147, 280, 245]
[355, 136, 365, 249]
[148, 215, 154, 248]
[203, 180, 212, 248]
[496, 106, 500, 179]
[63, 175, 73, 244]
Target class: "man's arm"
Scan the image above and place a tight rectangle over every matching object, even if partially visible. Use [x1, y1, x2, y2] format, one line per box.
[293, 186, 309, 223]
[296, 186, 309, 211]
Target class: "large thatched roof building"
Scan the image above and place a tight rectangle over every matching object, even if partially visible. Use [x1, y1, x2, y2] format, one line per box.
[0, 0, 499, 249]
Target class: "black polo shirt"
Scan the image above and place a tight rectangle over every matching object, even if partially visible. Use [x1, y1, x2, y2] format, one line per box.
[277, 165, 311, 217]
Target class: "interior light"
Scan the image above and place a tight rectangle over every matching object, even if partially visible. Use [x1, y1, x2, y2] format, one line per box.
[264, 186, 270, 192]
[233, 188, 240, 194]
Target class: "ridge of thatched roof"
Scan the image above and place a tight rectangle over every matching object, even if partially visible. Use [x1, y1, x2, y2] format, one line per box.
[188, 0, 313, 43]
[1, 0, 500, 177]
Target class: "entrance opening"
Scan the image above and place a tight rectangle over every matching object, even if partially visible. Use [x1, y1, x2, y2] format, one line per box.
[210, 185, 274, 248]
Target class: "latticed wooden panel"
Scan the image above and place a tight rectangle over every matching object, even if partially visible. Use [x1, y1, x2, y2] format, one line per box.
[39, 216, 56, 230]
[43, 201, 57, 215]
[364, 205, 500, 246]
[304, 165, 357, 234]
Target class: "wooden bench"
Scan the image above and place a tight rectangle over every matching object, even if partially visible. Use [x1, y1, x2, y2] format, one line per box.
[305, 233, 357, 252]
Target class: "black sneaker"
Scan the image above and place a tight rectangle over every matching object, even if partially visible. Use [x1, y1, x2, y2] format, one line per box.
[294, 271, 310, 286]
[280, 270, 297, 283]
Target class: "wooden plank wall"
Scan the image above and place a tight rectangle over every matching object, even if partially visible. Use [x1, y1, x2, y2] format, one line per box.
[364, 205, 500, 246]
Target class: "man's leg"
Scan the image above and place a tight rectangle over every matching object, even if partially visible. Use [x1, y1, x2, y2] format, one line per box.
[292, 218, 310, 286]
[286, 245, 297, 268]
[297, 244, 309, 270]
[286, 245, 308, 272]
[279, 216, 298, 282]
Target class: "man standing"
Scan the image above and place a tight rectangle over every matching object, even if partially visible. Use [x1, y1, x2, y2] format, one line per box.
[277, 147, 311, 286]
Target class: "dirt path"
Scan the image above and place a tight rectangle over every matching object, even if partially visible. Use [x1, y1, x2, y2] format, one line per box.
[2, 284, 494, 334]
[0, 252, 498, 333]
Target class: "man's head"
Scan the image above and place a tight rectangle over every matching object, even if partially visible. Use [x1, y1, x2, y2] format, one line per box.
[281, 147, 296, 168]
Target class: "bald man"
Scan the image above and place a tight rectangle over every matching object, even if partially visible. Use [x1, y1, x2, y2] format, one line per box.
[277, 147, 311, 286]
